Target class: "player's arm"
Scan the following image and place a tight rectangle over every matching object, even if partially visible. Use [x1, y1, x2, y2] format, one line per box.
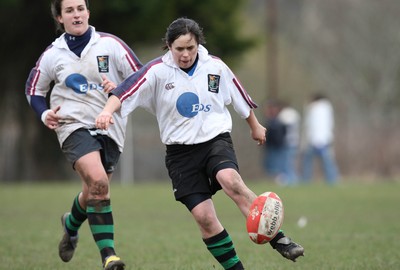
[27, 95, 61, 130]
[25, 49, 63, 130]
[111, 34, 143, 76]
[220, 62, 264, 145]
[246, 110, 267, 145]
[96, 95, 122, 130]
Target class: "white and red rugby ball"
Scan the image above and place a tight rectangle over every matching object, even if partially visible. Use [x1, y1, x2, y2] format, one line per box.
[246, 192, 284, 244]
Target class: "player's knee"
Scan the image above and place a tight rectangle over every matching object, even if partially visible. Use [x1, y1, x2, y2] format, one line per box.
[216, 168, 238, 182]
[88, 178, 109, 199]
[217, 169, 244, 194]
[195, 211, 218, 232]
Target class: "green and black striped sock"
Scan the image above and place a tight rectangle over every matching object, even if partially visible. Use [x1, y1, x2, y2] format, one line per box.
[65, 193, 87, 237]
[203, 229, 244, 270]
[87, 199, 116, 261]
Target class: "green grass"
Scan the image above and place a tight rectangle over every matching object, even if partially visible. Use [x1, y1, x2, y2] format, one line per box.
[1, 181, 399, 269]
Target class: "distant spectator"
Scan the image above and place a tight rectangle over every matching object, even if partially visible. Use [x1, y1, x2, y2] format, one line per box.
[301, 93, 339, 184]
[262, 100, 286, 180]
[278, 103, 301, 185]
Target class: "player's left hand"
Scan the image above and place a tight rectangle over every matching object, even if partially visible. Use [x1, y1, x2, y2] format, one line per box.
[252, 124, 267, 146]
[101, 74, 117, 94]
[96, 111, 114, 130]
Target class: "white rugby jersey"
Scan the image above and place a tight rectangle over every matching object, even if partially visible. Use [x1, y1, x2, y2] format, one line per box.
[26, 26, 142, 151]
[112, 45, 257, 145]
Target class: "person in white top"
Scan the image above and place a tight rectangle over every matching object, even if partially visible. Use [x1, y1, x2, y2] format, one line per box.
[278, 104, 301, 185]
[96, 17, 304, 269]
[302, 93, 339, 184]
[25, 0, 142, 269]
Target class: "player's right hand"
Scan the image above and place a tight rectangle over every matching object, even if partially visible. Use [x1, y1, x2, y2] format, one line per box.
[101, 74, 117, 94]
[96, 111, 114, 130]
[45, 106, 61, 130]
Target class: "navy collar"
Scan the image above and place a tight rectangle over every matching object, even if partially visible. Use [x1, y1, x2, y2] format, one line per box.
[65, 27, 92, 57]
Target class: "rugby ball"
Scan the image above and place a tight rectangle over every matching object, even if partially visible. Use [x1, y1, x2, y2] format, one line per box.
[246, 192, 284, 244]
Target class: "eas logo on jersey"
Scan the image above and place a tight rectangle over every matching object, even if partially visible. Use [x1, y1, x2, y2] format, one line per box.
[176, 92, 211, 118]
[65, 73, 103, 94]
[97, 55, 109, 73]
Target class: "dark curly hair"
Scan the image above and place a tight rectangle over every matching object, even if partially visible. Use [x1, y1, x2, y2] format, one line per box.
[162, 17, 206, 50]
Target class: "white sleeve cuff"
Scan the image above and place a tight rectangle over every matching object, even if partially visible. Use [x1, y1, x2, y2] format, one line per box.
[41, 109, 52, 124]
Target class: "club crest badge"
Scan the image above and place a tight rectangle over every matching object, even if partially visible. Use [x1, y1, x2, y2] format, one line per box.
[208, 74, 220, 93]
[97, 55, 109, 73]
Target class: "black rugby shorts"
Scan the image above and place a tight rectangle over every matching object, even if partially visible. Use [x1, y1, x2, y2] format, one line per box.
[62, 128, 121, 173]
[165, 132, 239, 202]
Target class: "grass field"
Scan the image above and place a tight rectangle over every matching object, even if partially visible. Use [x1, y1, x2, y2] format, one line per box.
[1, 180, 399, 270]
